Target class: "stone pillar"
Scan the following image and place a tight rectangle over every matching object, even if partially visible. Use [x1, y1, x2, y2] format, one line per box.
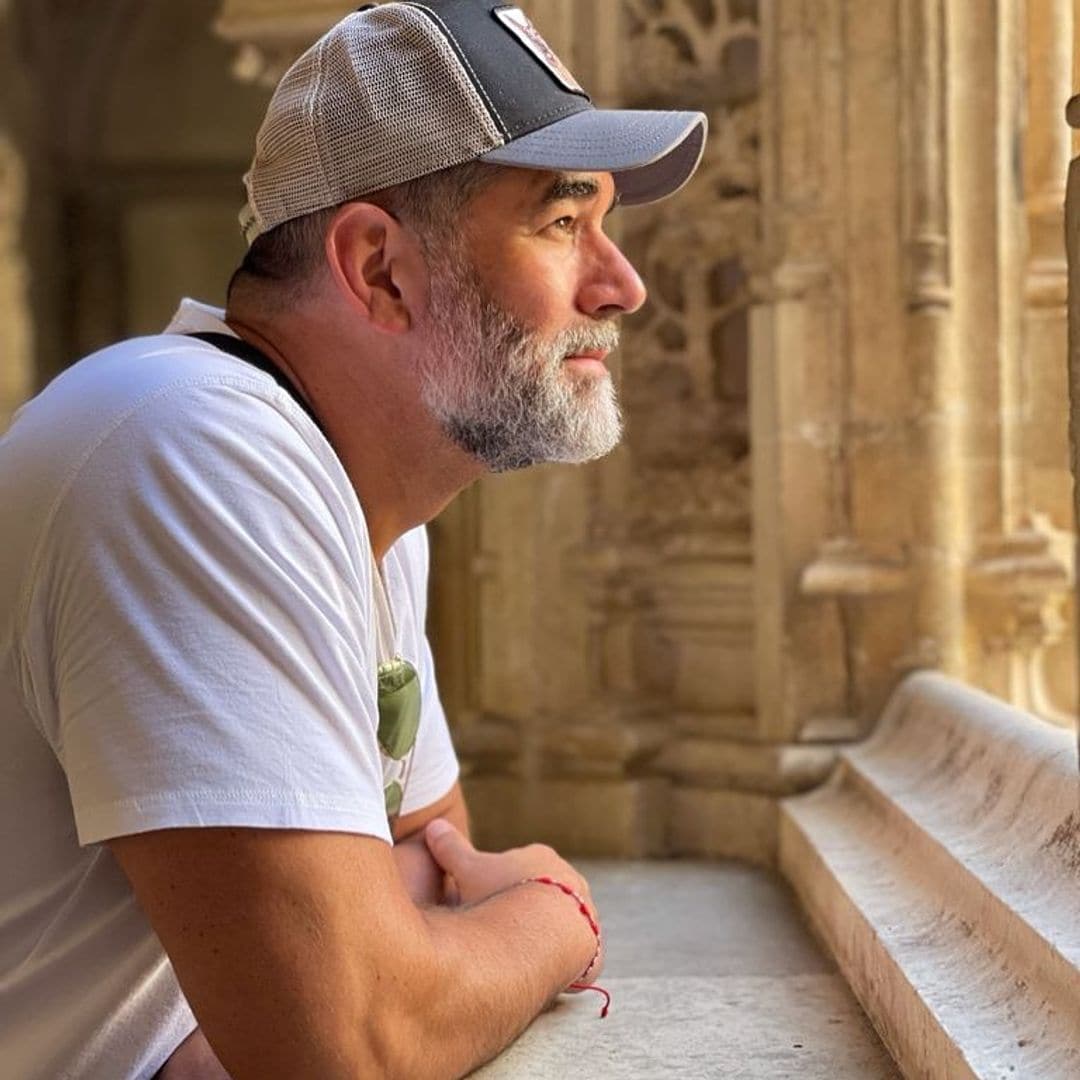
[1066, 88, 1080, 726]
[905, 0, 961, 679]
[961, 0, 1071, 716]
[755, 0, 911, 744]
[753, 0, 846, 748]
[1017, 0, 1077, 722]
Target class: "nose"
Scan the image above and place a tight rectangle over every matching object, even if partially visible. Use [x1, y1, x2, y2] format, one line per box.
[577, 232, 648, 319]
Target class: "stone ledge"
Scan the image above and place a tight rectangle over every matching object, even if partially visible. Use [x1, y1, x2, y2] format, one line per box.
[779, 672, 1080, 1078]
[474, 975, 898, 1079]
[473, 862, 898, 1078]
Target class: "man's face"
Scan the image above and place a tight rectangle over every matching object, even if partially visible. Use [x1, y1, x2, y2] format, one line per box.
[415, 169, 647, 472]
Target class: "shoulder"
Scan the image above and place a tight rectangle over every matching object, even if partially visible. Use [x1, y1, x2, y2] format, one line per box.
[44, 334, 342, 499]
[26, 337, 367, 583]
[7, 332, 327, 488]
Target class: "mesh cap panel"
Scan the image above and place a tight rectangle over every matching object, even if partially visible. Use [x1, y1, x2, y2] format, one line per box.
[242, 7, 504, 243]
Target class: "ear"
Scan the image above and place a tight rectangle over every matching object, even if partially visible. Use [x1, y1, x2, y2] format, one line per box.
[324, 202, 423, 334]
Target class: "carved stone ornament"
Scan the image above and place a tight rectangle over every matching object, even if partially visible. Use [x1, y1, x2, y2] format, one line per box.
[800, 539, 912, 599]
[622, 0, 758, 109]
[967, 521, 1071, 698]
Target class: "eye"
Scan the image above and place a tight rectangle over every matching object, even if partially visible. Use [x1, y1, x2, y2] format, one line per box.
[547, 215, 576, 234]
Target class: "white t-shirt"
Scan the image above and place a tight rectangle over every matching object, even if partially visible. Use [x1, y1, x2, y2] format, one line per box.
[0, 300, 459, 1078]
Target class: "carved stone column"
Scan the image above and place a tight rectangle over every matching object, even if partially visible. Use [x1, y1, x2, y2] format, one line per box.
[957, 0, 1072, 713]
[1018, 0, 1076, 722]
[754, 0, 910, 748]
[904, 0, 961, 679]
[1066, 90, 1080, 727]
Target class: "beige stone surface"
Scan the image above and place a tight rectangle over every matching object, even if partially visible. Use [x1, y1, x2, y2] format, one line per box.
[667, 788, 777, 866]
[781, 673, 1080, 1079]
[464, 777, 669, 857]
[474, 861, 898, 1079]
[476, 976, 899, 1080]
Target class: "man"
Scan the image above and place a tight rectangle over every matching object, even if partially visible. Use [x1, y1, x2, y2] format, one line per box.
[0, 2, 705, 1076]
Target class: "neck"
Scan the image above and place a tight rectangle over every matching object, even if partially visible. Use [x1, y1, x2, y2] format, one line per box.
[225, 304, 485, 561]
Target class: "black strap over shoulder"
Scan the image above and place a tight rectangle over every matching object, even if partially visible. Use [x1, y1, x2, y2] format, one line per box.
[187, 330, 324, 435]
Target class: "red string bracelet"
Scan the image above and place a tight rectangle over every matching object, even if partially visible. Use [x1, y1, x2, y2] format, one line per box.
[521, 875, 610, 1018]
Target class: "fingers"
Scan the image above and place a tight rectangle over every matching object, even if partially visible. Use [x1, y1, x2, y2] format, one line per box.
[423, 818, 474, 877]
[442, 873, 461, 907]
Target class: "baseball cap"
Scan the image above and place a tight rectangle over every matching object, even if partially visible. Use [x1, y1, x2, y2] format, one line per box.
[240, 0, 707, 244]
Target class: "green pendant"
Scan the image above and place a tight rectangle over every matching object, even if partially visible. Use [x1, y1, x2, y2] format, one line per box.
[377, 657, 421, 761]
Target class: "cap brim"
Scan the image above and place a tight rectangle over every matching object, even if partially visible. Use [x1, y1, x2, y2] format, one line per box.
[480, 109, 707, 205]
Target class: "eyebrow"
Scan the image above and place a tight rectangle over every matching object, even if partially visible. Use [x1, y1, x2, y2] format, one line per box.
[538, 175, 622, 216]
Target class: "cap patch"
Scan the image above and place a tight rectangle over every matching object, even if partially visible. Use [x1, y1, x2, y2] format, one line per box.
[493, 7, 586, 96]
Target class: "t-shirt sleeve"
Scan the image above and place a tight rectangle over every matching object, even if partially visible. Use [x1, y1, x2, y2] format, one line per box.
[393, 528, 460, 818]
[26, 376, 392, 846]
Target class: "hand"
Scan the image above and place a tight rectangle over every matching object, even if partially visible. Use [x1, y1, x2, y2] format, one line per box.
[423, 819, 602, 984]
[423, 820, 592, 907]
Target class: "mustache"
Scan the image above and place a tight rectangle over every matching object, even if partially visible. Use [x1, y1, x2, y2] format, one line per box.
[548, 320, 621, 357]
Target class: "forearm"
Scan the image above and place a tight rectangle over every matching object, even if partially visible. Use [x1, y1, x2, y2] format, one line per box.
[112, 823, 595, 1080]
[382, 883, 596, 1078]
[393, 833, 446, 906]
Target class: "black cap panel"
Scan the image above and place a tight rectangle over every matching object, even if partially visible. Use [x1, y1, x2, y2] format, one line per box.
[404, 0, 592, 140]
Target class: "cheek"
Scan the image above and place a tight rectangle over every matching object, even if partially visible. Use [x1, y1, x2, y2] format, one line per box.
[499, 259, 577, 327]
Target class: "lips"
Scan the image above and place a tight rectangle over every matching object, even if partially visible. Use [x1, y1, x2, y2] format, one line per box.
[563, 349, 610, 364]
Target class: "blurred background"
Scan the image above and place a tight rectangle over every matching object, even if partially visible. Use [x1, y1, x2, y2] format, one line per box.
[0, 0, 1075, 862]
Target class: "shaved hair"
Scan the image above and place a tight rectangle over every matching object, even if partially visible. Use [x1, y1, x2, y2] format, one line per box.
[227, 159, 504, 307]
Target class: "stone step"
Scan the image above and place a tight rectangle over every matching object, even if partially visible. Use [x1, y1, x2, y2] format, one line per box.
[781, 672, 1080, 1079]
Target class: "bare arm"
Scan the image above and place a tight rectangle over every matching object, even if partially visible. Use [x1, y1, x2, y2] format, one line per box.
[110, 823, 597, 1079]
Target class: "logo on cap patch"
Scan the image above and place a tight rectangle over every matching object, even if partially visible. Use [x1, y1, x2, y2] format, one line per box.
[494, 7, 585, 96]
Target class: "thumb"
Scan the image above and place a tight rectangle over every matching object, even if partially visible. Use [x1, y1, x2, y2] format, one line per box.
[424, 818, 474, 875]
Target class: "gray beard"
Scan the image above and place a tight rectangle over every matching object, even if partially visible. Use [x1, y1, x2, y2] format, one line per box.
[418, 258, 623, 473]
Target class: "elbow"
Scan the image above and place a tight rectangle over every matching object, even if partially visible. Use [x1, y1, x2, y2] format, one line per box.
[354, 949, 459, 1080]
[359, 1006, 451, 1080]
